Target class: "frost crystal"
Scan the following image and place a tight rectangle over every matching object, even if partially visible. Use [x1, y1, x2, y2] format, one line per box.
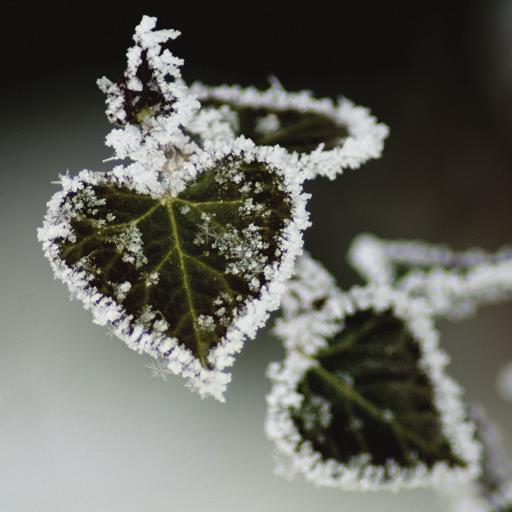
[191, 80, 389, 180]
[146, 358, 172, 382]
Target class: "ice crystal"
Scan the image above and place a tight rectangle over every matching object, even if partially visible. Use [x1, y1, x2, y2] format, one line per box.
[146, 358, 172, 382]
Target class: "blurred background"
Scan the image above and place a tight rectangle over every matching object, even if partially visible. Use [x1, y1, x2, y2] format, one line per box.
[1, 1, 511, 510]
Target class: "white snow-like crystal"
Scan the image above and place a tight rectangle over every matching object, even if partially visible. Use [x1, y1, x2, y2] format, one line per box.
[267, 270, 482, 490]
[190, 80, 389, 181]
[275, 253, 344, 356]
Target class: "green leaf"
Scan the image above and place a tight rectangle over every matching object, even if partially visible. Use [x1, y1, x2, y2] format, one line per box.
[39, 147, 308, 400]
[296, 310, 461, 469]
[267, 255, 480, 490]
[203, 99, 348, 153]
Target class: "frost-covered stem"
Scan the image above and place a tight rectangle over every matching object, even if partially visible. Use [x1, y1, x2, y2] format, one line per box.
[349, 234, 512, 319]
[401, 258, 512, 319]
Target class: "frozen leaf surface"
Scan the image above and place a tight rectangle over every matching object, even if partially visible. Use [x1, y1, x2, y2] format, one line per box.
[295, 311, 461, 469]
[267, 257, 480, 490]
[39, 144, 309, 400]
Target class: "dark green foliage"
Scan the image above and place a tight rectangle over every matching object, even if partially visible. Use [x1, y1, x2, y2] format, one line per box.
[293, 310, 465, 472]
[57, 158, 293, 367]
[203, 99, 348, 153]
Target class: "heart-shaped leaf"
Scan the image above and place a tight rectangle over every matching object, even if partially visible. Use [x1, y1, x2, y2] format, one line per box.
[38, 143, 309, 401]
[191, 82, 389, 180]
[350, 234, 512, 284]
[267, 259, 480, 490]
[201, 100, 348, 153]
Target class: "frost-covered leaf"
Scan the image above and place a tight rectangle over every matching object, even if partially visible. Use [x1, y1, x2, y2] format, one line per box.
[191, 82, 389, 180]
[349, 234, 512, 320]
[275, 253, 343, 356]
[97, 15, 186, 127]
[445, 406, 512, 512]
[97, 16, 234, 172]
[38, 142, 309, 401]
[267, 267, 480, 490]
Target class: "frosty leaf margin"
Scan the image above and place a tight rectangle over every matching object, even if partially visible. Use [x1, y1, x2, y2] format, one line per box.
[445, 405, 512, 512]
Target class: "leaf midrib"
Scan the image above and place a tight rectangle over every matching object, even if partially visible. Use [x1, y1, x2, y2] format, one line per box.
[166, 198, 208, 367]
[310, 364, 443, 459]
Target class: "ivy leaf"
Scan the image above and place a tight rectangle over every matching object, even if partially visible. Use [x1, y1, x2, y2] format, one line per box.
[97, 17, 235, 174]
[38, 143, 309, 401]
[267, 256, 480, 490]
[191, 82, 389, 180]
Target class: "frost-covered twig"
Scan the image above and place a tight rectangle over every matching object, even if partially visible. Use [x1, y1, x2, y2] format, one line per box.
[349, 234, 512, 319]
[98, 15, 233, 175]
